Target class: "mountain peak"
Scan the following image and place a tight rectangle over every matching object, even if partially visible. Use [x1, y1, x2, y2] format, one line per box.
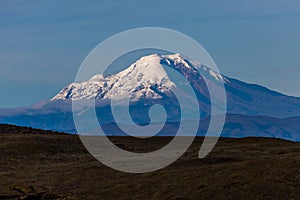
[51, 53, 225, 101]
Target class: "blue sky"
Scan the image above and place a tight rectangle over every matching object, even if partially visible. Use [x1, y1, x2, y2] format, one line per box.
[1, 0, 300, 108]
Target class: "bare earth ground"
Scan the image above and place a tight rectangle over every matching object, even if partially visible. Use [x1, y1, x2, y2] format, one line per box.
[0, 124, 299, 200]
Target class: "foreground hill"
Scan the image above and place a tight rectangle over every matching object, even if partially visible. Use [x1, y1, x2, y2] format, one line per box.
[0, 124, 299, 199]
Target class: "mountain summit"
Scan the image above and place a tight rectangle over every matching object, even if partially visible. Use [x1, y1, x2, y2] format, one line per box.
[52, 53, 225, 101]
[51, 53, 300, 119]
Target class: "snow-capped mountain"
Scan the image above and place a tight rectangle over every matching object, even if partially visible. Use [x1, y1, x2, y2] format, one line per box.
[51, 53, 225, 102]
[51, 53, 300, 118]
[1, 53, 300, 141]
[52, 54, 175, 101]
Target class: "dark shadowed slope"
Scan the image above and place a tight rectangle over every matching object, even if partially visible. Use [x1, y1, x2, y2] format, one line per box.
[0, 124, 299, 199]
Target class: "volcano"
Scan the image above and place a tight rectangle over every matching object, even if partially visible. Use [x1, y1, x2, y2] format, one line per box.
[1, 53, 300, 141]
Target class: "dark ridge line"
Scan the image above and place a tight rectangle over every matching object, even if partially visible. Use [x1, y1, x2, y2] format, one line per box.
[0, 123, 68, 135]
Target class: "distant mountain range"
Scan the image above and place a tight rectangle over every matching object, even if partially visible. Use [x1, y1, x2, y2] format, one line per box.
[1, 53, 300, 141]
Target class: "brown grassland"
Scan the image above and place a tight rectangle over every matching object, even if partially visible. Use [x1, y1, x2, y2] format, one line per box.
[0, 124, 299, 199]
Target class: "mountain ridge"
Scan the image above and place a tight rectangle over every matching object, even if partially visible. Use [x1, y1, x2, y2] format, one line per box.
[1, 53, 300, 141]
